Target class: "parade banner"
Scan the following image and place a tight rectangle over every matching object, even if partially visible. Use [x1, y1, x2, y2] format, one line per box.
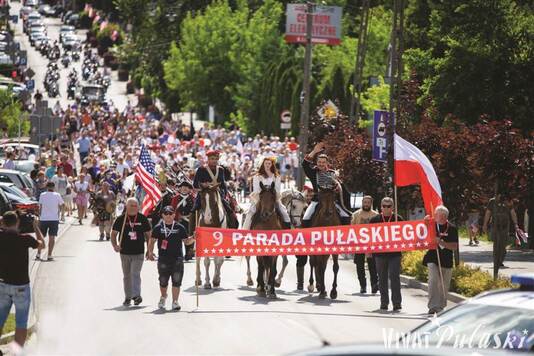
[196, 220, 436, 257]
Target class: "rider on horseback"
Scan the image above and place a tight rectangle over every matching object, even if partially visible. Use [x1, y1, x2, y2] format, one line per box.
[192, 150, 239, 228]
[301, 142, 352, 228]
[242, 157, 292, 230]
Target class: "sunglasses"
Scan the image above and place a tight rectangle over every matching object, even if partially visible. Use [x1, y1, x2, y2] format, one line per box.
[382, 205, 392, 208]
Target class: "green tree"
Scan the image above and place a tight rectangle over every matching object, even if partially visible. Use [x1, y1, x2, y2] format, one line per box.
[0, 90, 29, 137]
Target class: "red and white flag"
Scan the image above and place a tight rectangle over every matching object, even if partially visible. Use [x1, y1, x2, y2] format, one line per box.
[394, 134, 442, 213]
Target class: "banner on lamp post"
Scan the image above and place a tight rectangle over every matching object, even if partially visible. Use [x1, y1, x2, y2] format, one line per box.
[284, 4, 342, 45]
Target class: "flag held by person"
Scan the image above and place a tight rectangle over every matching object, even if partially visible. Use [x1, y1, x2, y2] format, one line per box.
[394, 134, 443, 213]
[135, 145, 162, 215]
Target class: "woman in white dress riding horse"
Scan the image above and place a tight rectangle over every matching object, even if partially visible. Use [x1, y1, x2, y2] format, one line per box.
[242, 157, 291, 230]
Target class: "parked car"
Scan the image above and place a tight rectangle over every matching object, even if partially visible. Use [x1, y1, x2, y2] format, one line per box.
[0, 54, 13, 65]
[59, 25, 75, 42]
[405, 273, 534, 351]
[30, 31, 47, 47]
[0, 169, 35, 197]
[13, 160, 38, 174]
[38, 4, 55, 17]
[24, 0, 40, 7]
[0, 185, 35, 233]
[65, 13, 79, 27]
[0, 182, 32, 200]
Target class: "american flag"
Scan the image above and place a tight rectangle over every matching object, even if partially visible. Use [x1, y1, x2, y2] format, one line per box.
[135, 145, 162, 215]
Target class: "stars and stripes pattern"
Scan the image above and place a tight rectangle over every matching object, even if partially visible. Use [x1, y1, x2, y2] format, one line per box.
[135, 145, 162, 215]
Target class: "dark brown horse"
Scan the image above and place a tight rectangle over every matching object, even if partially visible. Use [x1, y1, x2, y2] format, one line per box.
[252, 182, 282, 298]
[194, 185, 227, 289]
[310, 189, 341, 299]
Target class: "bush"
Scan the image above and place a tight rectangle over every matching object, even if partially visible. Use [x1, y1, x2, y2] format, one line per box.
[401, 251, 513, 297]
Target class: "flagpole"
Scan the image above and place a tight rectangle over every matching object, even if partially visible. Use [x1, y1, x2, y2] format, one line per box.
[430, 201, 446, 304]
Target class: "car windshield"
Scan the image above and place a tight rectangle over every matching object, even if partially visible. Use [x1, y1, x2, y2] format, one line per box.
[1, 184, 29, 199]
[83, 87, 101, 96]
[410, 303, 533, 351]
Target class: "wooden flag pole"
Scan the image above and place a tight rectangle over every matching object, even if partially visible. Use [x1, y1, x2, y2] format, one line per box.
[118, 182, 136, 248]
[195, 210, 200, 308]
[431, 202, 447, 302]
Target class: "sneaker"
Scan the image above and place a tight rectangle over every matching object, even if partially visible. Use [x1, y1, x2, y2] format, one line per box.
[123, 298, 131, 307]
[133, 296, 143, 305]
[172, 301, 181, 311]
[469, 241, 474, 246]
[158, 296, 166, 309]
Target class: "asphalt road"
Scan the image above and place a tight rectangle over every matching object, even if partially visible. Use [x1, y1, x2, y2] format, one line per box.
[22, 217, 441, 355]
[11, 1, 134, 111]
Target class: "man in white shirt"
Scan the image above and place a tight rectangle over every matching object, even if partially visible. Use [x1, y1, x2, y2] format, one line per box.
[37, 182, 64, 261]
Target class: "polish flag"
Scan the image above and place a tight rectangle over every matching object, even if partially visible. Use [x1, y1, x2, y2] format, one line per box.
[394, 134, 443, 213]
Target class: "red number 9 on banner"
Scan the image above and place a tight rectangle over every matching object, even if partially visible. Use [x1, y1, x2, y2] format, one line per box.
[212, 231, 224, 247]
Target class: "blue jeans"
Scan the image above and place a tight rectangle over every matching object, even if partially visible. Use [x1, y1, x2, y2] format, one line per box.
[0, 282, 31, 329]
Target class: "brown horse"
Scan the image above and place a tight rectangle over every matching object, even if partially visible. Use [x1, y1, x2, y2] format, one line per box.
[195, 185, 227, 289]
[252, 181, 282, 298]
[310, 189, 341, 299]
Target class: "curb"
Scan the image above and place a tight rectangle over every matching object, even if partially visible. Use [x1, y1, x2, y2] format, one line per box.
[400, 274, 467, 303]
[0, 220, 74, 345]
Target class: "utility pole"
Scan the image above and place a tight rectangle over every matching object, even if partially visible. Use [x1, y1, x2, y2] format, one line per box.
[297, 2, 314, 190]
[349, 0, 370, 124]
[387, 0, 405, 196]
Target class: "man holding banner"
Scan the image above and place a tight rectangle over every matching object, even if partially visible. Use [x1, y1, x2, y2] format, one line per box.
[370, 197, 403, 311]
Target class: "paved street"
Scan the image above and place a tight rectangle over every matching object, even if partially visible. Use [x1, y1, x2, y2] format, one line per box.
[459, 238, 534, 279]
[24, 218, 434, 355]
[11, 2, 134, 111]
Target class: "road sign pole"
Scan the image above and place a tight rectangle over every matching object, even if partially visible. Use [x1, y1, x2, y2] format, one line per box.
[297, 2, 314, 191]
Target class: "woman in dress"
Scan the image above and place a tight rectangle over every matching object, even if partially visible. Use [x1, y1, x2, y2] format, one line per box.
[74, 173, 90, 224]
[242, 157, 291, 230]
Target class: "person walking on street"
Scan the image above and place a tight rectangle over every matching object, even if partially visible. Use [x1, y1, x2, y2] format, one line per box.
[371, 197, 403, 311]
[147, 206, 195, 311]
[351, 195, 379, 294]
[74, 173, 90, 225]
[111, 198, 151, 307]
[51, 166, 69, 221]
[37, 182, 64, 261]
[77, 132, 91, 164]
[0, 212, 45, 348]
[423, 205, 458, 314]
[95, 182, 115, 241]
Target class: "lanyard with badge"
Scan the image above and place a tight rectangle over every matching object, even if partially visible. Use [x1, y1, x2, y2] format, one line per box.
[128, 214, 138, 241]
[436, 222, 449, 250]
[161, 222, 174, 250]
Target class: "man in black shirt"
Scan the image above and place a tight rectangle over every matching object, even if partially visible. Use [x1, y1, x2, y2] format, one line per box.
[0, 212, 45, 347]
[111, 198, 152, 307]
[423, 205, 458, 314]
[148, 206, 195, 311]
[370, 197, 403, 311]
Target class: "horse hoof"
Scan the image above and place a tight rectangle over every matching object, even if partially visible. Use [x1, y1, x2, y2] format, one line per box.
[267, 292, 277, 299]
[274, 279, 281, 288]
[256, 287, 266, 297]
[204, 283, 212, 289]
[195, 280, 202, 286]
[213, 279, 220, 288]
[330, 290, 338, 300]
[318, 291, 327, 299]
[307, 284, 315, 293]
[246, 279, 254, 287]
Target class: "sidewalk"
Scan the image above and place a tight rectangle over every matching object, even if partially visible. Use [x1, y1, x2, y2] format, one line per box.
[458, 237, 534, 279]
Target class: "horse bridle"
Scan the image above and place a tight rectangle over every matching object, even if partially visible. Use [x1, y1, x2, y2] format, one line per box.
[287, 190, 306, 227]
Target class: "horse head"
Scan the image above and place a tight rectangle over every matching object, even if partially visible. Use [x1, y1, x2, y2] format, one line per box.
[257, 181, 277, 222]
[314, 188, 339, 226]
[199, 184, 225, 227]
[282, 189, 307, 228]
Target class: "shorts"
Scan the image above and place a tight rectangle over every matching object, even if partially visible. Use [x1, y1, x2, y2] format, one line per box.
[157, 257, 184, 288]
[40, 220, 59, 236]
[0, 282, 31, 329]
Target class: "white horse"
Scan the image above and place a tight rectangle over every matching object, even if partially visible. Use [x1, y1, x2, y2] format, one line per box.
[195, 186, 227, 289]
[243, 189, 308, 287]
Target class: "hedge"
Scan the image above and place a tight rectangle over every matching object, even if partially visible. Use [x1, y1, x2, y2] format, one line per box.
[401, 251, 513, 298]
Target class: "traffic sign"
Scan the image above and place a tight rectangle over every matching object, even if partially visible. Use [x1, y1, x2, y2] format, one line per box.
[25, 68, 35, 78]
[372, 110, 393, 162]
[280, 110, 291, 130]
[25, 79, 35, 91]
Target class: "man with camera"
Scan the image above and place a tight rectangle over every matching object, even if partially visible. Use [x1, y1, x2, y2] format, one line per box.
[0, 212, 45, 348]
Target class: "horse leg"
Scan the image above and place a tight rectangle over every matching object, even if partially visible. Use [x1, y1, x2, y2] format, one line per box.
[203, 257, 212, 289]
[318, 257, 327, 299]
[330, 255, 339, 300]
[195, 257, 202, 286]
[275, 255, 288, 287]
[213, 256, 224, 287]
[256, 257, 266, 297]
[308, 256, 315, 293]
[268, 256, 278, 299]
[246, 256, 254, 286]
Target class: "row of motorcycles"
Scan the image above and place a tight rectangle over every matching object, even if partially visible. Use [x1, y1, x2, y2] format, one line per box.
[44, 62, 60, 97]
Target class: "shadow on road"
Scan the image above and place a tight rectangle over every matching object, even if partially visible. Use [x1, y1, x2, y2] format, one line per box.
[237, 295, 288, 305]
[103, 305, 147, 312]
[296, 295, 350, 306]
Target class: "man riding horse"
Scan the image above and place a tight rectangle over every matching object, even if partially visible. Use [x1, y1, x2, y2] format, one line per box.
[192, 150, 239, 229]
[301, 142, 351, 227]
